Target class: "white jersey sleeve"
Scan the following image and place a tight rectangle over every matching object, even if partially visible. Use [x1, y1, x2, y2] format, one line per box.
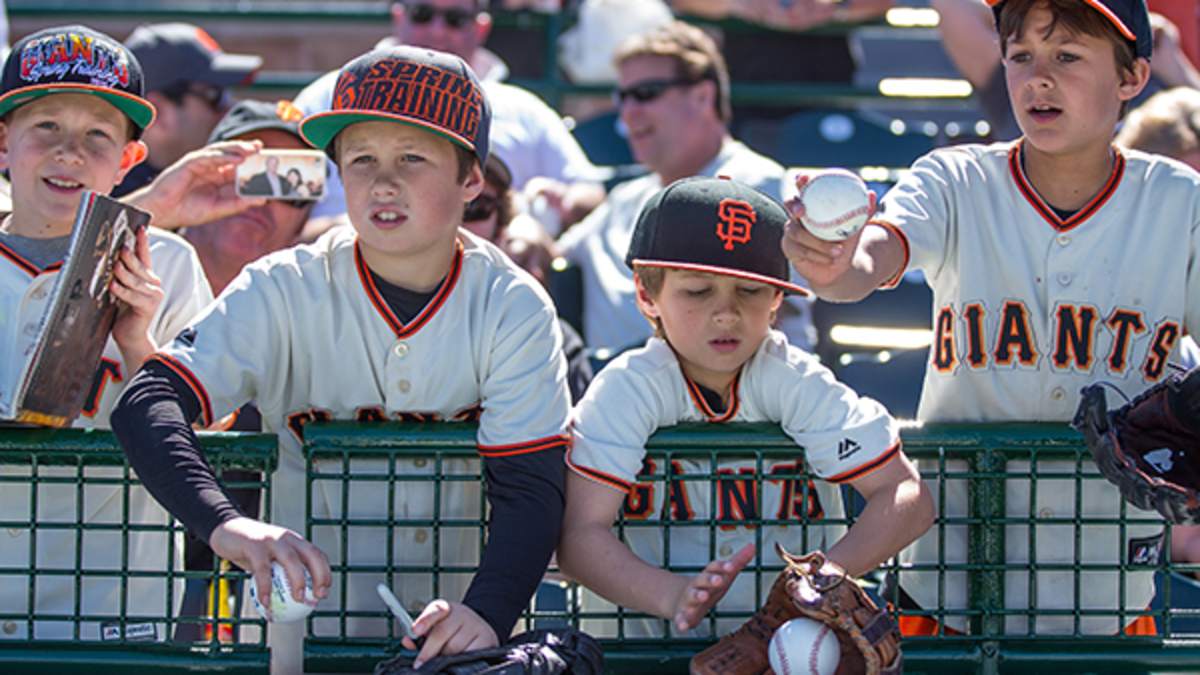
[745, 335, 900, 482]
[872, 147, 959, 282]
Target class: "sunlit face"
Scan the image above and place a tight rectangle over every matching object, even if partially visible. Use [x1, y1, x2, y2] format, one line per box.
[1, 93, 143, 235]
[636, 268, 782, 392]
[1004, 4, 1146, 157]
[184, 129, 312, 293]
[338, 120, 482, 265]
[616, 54, 712, 174]
[391, 0, 488, 62]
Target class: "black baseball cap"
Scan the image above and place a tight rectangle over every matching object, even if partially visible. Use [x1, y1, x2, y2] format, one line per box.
[208, 99, 304, 144]
[300, 45, 491, 166]
[987, 0, 1152, 59]
[126, 22, 261, 92]
[0, 25, 155, 136]
[626, 176, 809, 295]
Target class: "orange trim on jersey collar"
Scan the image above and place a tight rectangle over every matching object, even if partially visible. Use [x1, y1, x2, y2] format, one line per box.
[684, 371, 741, 423]
[1008, 141, 1125, 233]
[354, 239, 465, 340]
[149, 353, 214, 428]
[0, 240, 59, 277]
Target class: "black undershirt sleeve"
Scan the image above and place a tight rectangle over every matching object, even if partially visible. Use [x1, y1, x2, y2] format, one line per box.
[462, 446, 566, 640]
[110, 359, 245, 542]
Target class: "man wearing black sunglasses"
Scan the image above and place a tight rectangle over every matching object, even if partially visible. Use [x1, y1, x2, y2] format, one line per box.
[115, 23, 261, 197]
[557, 21, 817, 356]
[293, 0, 603, 228]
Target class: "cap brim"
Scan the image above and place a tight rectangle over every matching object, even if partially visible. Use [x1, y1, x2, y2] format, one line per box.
[300, 109, 477, 155]
[0, 84, 156, 131]
[631, 259, 811, 296]
[205, 53, 263, 86]
[986, 0, 1138, 42]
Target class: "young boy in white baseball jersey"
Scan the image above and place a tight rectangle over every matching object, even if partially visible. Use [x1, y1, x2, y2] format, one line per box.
[557, 176, 933, 638]
[112, 46, 572, 672]
[0, 25, 215, 641]
[785, 0, 1197, 636]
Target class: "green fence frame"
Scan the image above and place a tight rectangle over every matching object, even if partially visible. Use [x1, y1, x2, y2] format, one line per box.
[0, 428, 276, 674]
[299, 421, 1200, 674]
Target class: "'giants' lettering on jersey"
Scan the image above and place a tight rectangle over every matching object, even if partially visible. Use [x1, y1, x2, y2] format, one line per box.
[931, 300, 1181, 382]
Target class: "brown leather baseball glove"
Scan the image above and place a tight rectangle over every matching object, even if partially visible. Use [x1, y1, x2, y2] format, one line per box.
[690, 544, 902, 675]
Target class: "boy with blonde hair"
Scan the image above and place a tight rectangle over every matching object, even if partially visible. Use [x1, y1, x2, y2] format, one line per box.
[558, 177, 932, 648]
[113, 46, 572, 672]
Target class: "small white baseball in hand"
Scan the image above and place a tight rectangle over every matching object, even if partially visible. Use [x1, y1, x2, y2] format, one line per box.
[769, 617, 840, 675]
[796, 168, 871, 242]
[250, 562, 318, 623]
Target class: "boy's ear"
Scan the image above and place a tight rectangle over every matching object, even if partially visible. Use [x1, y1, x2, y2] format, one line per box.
[117, 140, 149, 178]
[462, 158, 485, 201]
[633, 272, 660, 319]
[770, 289, 784, 313]
[1119, 58, 1153, 102]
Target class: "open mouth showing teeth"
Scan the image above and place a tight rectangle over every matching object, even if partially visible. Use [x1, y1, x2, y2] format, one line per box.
[45, 177, 82, 189]
[376, 211, 401, 222]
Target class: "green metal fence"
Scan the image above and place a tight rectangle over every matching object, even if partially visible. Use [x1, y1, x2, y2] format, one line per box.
[301, 421, 1200, 674]
[0, 428, 276, 674]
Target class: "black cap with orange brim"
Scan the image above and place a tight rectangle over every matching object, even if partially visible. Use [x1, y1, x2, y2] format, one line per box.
[986, 0, 1152, 59]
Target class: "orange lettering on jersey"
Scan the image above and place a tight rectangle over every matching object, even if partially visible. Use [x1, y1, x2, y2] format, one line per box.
[716, 198, 756, 251]
[355, 406, 387, 423]
[1106, 309, 1146, 374]
[81, 357, 122, 418]
[1142, 321, 1181, 381]
[1052, 303, 1099, 371]
[664, 460, 695, 521]
[716, 467, 759, 530]
[962, 303, 987, 369]
[623, 457, 656, 521]
[769, 461, 824, 521]
[993, 301, 1037, 366]
[932, 306, 957, 372]
[286, 408, 334, 441]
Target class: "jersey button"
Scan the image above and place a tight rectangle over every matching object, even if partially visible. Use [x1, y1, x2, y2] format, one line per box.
[1050, 387, 1066, 401]
[719, 544, 733, 558]
[414, 530, 428, 544]
[1057, 273, 1072, 286]
[398, 380, 411, 393]
[2, 621, 16, 634]
[7, 528, 20, 537]
[413, 458, 427, 468]
[1038, 507, 1054, 518]
[393, 343, 409, 359]
[1057, 235, 1070, 246]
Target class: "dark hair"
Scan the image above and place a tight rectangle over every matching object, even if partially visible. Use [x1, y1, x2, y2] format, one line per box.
[998, 0, 1137, 76]
[286, 167, 302, 184]
[614, 21, 732, 124]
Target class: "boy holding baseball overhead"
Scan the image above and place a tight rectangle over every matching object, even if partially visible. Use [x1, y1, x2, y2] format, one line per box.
[113, 45, 572, 672]
[785, 0, 1200, 636]
[557, 176, 932, 641]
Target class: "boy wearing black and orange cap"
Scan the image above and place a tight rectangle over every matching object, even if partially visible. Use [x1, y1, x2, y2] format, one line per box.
[557, 177, 931, 646]
[112, 46, 572, 671]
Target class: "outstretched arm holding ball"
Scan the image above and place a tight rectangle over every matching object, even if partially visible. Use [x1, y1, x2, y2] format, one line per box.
[782, 170, 906, 303]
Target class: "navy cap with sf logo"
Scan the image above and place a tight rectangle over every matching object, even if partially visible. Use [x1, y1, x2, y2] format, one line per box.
[300, 45, 490, 166]
[625, 176, 809, 295]
[0, 25, 156, 137]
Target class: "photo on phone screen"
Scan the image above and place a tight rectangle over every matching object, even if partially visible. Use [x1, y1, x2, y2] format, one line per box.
[236, 149, 327, 201]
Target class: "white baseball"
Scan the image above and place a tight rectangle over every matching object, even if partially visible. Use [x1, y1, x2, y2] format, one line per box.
[250, 562, 318, 623]
[768, 617, 840, 675]
[797, 169, 871, 242]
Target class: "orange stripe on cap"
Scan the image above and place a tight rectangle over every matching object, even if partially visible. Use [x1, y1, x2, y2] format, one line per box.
[985, 0, 1137, 42]
[148, 353, 214, 427]
[827, 441, 901, 483]
[478, 434, 569, 458]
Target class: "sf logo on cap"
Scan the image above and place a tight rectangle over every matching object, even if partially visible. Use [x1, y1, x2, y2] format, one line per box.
[716, 198, 755, 251]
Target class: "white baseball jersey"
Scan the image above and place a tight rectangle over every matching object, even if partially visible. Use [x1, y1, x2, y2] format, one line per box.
[154, 226, 571, 673]
[568, 330, 899, 637]
[0, 227, 212, 641]
[876, 141, 1200, 633]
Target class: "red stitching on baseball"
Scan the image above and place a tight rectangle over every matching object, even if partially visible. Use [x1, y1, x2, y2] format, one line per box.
[799, 179, 869, 231]
[774, 631, 791, 674]
[811, 623, 832, 675]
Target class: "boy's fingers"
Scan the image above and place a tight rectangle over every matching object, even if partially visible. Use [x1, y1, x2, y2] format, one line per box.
[296, 544, 331, 597]
[412, 599, 451, 635]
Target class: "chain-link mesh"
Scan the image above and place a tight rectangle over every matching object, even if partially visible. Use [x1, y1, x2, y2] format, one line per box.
[0, 429, 274, 673]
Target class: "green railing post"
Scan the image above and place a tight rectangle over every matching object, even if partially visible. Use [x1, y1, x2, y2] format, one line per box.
[969, 444, 1005, 675]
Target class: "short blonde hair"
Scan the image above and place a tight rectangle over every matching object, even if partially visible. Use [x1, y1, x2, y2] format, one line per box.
[1116, 87, 1200, 159]
[614, 21, 731, 124]
[633, 266, 667, 338]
